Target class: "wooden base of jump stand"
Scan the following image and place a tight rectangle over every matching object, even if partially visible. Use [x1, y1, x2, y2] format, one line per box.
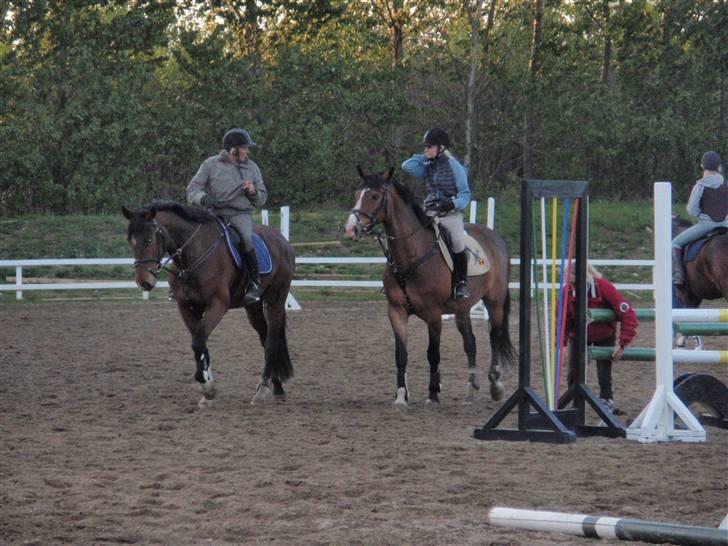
[474, 179, 625, 443]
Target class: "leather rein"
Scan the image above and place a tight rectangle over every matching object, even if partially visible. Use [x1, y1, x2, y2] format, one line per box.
[133, 219, 223, 280]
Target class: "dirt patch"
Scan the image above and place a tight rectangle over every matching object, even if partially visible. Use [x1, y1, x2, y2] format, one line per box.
[1, 300, 726, 545]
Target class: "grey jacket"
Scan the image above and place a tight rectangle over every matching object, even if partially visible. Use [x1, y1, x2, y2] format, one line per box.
[186, 150, 268, 215]
[686, 173, 725, 222]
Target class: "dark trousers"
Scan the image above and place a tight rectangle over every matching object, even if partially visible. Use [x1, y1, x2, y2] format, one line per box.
[567, 336, 615, 400]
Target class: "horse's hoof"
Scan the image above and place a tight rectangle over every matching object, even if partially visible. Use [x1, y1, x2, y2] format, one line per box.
[251, 383, 270, 404]
[273, 393, 287, 402]
[424, 397, 440, 408]
[490, 381, 505, 401]
[198, 397, 215, 409]
[394, 387, 408, 412]
[200, 383, 216, 400]
[465, 383, 477, 402]
[676, 335, 686, 348]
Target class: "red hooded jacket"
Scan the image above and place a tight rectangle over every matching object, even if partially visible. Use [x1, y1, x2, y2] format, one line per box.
[563, 276, 639, 347]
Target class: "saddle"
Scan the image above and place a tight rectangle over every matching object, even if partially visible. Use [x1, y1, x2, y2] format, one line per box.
[214, 218, 273, 275]
[683, 227, 728, 263]
[432, 218, 491, 275]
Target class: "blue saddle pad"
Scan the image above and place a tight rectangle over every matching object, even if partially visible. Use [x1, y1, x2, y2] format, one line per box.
[216, 219, 273, 275]
[684, 228, 728, 263]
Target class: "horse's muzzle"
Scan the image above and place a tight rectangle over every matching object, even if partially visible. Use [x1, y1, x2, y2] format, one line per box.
[344, 213, 363, 240]
[135, 269, 157, 292]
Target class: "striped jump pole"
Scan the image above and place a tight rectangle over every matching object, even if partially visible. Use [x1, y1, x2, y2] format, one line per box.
[590, 346, 728, 364]
[488, 507, 728, 546]
[588, 308, 728, 323]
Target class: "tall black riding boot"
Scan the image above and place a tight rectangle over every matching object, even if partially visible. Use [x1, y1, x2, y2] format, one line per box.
[452, 250, 470, 301]
[242, 248, 264, 304]
[671, 247, 685, 285]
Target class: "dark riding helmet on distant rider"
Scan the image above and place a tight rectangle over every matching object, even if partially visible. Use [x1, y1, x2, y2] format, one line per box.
[223, 128, 256, 151]
[422, 127, 450, 148]
[701, 151, 721, 172]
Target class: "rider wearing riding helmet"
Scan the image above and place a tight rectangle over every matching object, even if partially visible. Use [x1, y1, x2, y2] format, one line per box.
[186, 128, 268, 303]
[671, 150, 728, 286]
[401, 127, 472, 301]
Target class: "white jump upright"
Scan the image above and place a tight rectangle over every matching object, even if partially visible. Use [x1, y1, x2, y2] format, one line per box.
[626, 183, 705, 443]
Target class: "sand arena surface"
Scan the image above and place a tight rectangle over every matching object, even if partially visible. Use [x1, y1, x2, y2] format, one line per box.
[1, 300, 726, 545]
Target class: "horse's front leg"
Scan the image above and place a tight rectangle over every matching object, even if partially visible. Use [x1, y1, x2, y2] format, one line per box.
[179, 299, 227, 409]
[388, 304, 409, 410]
[454, 311, 479, 402]
[425, 318, 443, 405]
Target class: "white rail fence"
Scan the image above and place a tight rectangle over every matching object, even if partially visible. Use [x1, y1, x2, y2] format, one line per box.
[0, 202, 656, 301]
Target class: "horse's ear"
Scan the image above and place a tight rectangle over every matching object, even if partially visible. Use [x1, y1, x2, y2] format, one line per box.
[356, 165, 367, 180]
[144, 206, 157, 221]
[383, 167, 395, 182]
[121, 206, 133, 220]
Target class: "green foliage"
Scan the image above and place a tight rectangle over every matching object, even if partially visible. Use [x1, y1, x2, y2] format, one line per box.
[0, 0, 724, 215]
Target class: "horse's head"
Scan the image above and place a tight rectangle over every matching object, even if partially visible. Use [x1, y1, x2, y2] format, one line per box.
[345, 166, 395, 239]
[122, 205, 165, 291]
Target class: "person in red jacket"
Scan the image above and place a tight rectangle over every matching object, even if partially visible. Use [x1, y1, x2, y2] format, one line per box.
[563, 262, 639, 413]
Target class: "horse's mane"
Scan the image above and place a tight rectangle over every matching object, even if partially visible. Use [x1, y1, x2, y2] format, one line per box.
[362, 171, 430, 227]
[144, 199, 217, 224]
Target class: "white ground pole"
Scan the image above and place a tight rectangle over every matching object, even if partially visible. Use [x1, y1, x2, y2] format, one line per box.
[444, 199, 493, 321]
[488, 507, 728, 545]
[626, 182, 705, 442]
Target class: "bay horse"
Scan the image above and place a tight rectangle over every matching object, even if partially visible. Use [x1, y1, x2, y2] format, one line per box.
[672, 215, 728, 308]
[344, 167, 516, 409]
[122, 200, 295, 407]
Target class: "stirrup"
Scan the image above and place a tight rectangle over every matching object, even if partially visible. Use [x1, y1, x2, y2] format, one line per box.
[244, 282, 263, 303]
[454, 282, 470, 301]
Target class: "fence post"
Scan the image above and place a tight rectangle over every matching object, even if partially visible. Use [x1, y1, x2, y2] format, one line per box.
[15, 265, 23, 300]
[280, 206, 290, 241]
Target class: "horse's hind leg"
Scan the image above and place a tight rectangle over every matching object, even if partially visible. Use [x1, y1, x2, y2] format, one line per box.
[248, 297, 292, 403]
[425, 318, 443, 405]
[245, 302, 275, 403]
[483, 294, 513, 402]
[454, 312, 479, 402]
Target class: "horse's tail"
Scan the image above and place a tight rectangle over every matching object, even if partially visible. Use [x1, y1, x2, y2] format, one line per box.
[491, 289, 517, 367]
[269, 311, 294, 382]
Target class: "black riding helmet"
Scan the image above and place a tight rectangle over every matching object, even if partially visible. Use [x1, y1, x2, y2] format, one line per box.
[422, 127, 450, 148]
[223, 128, 256, 151]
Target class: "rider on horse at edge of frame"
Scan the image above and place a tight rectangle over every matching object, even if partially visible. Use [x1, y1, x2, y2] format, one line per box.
[671, 150, 728, 288]
[401, 127, 472, 302]
[186, 128, 267, 304]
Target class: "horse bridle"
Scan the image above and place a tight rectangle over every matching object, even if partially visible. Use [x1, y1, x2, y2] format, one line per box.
[133, 219, 207, 278]
[349, 183, 433, 241]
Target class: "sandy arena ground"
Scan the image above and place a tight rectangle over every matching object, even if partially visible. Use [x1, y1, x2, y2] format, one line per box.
[1, 299, 727, 545]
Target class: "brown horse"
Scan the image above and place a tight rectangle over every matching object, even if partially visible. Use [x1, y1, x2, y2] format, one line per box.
[344, 167, 515, 408]
[672, 215, 728, 308]
[122, 200, 295, 407]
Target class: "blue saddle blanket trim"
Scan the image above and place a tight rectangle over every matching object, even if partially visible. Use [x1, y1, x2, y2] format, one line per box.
[684, 228, 727, 262]
[215, 218, 273, 275]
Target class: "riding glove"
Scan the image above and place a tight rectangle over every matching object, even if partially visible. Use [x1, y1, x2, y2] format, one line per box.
[439, 198, 455, 213]
[201, 194, 218, 209]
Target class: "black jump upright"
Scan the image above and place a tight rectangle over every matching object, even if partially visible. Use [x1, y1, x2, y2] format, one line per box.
[473, 179, 625, 443]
